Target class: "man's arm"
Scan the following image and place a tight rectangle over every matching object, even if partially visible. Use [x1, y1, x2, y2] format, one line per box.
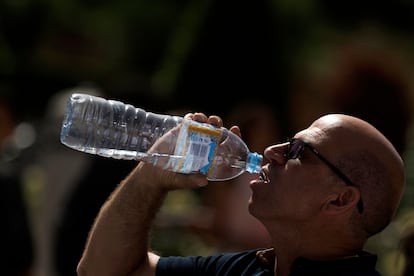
[77, 114, 217, 276]
[77, 161, 208, 276]
[76, 113, 216, 276]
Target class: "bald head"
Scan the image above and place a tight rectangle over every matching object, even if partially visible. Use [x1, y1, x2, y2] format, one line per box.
[310, 114, 405, 236]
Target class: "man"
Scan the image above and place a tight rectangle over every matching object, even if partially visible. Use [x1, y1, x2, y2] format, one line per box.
[77, 113, 405, 275]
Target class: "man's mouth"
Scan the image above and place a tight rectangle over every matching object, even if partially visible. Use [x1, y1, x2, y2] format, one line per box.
[259, 170, 270, 183]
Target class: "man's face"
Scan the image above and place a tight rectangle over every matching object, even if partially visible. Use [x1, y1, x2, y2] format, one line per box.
[248, 120, 341, 227]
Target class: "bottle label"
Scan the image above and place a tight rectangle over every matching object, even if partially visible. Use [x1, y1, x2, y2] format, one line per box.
[171, 120, 220, 175]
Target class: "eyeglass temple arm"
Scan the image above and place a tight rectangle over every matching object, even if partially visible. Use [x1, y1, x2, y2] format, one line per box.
[306, 145, 364, 214]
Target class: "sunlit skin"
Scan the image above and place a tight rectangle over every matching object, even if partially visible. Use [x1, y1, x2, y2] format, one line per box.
[77, 113, 405, 276]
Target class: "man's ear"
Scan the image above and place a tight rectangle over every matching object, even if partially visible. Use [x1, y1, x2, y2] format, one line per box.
[323, 186, 361, 214]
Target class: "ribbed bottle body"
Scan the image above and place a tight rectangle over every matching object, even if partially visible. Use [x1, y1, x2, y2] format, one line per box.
[60, 93, 183, 159]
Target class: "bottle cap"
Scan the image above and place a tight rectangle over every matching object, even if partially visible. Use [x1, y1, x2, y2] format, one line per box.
[246, 152, 263, 173]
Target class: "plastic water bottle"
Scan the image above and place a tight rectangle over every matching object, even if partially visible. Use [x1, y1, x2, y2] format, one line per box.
[60, 93, 263, 181]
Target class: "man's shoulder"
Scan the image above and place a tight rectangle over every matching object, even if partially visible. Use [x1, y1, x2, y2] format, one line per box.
[290, 251, 380, 275]
[157, 248, 273, 276]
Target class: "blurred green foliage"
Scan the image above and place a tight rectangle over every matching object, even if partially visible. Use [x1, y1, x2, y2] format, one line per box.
[2, 1, 414, 275]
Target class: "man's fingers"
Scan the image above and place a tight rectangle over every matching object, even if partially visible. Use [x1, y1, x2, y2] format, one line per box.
[207, 115, 223, 128]
[229, 126, 241, 137]
[184, 113, 222, 128]
[192, 113, 208, 122]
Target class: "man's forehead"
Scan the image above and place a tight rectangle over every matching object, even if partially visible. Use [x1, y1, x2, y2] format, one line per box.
[295, 115, 345, 144]
[295, 125, 326, 143]
[310, 114, 344, 129]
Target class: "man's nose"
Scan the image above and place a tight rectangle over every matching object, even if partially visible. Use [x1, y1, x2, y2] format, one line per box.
[263, 142, 289, 165]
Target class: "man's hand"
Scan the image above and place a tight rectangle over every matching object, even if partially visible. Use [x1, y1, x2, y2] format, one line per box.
[144, 112, 237, 191]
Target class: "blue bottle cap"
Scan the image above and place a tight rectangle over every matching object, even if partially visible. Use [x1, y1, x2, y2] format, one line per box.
[246, 152, 263, 173]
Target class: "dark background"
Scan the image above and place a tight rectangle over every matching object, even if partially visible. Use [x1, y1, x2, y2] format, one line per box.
[2, 1, 414, 275]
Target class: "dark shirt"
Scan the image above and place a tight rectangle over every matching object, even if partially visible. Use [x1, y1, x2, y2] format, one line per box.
[156, 248, 381, 276]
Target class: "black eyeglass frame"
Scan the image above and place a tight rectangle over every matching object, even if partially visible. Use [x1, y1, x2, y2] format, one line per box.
[286, 138, 364, 214]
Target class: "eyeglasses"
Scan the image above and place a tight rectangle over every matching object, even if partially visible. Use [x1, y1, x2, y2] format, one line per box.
[286, 138, 364, 214]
